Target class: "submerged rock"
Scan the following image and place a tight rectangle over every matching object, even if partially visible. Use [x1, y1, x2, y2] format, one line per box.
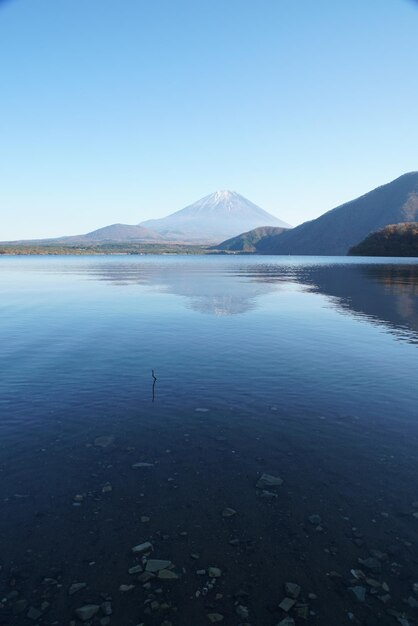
[279, 597, 296, 612]
[236, 604, 249, 619]
[119, 584, 135, 592]
[370, 549, 386, 560]
[208, 567, 222, 578]
[75, 605, 100, 622]
[132, 541, 153, 554]
[285, 582, 301, 599]
[131, 462, 154, 469]
[145, 559, 172, 573]
[69, 582, 87, 595]
[207, 613, 224, 622]
[358, 557, 381, 573]
[277, 617, 295, 626]
[378, 594, 391, 604]
[158, 569, 179, 580]
[256, 473, 283, 488]
[295, 604, 309, 619]
[222, 507, 237, 518]
[26, 607, 42, 621]
[101, 601, 112, 616]
[349, 586, 366, 602]
[260, 489, 278, 499]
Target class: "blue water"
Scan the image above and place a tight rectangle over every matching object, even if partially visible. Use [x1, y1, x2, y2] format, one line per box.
[0, 255, 417, 625]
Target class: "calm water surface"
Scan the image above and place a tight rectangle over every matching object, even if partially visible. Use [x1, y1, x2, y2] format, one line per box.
[0, 255, 417, 626]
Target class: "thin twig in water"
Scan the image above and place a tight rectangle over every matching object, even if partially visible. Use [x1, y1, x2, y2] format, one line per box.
[152, 369, 157, 402]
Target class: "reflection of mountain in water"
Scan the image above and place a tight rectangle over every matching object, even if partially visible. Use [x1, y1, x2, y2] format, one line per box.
[77, 259, 418, 339]
[159, 271, 276, 315]
[243, 262, 418, 343]
[301, 264, 418, 341]
[81, 261, 278, 315]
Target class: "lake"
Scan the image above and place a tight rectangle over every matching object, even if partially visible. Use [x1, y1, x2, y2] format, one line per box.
[0, 255, 417, 626]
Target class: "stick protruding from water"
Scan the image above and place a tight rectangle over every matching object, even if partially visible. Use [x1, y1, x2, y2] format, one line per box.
[152, 369, 157, 402]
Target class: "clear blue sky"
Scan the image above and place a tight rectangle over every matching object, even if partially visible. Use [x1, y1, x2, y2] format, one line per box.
[1, 0, 418, 239]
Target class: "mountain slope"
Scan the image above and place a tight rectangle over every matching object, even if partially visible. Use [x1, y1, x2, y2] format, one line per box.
[140, 190, 291, 242]
[257, 172, 418, 256]
[58, 223, 163, 243]
[214, 226, 288, 252]
[4, 223, 165, 246]
[349, 222, 418, 257]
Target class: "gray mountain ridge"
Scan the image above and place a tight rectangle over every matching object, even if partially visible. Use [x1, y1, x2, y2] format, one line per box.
[48, 223, 164, 244]
[254, 172, 418, 256]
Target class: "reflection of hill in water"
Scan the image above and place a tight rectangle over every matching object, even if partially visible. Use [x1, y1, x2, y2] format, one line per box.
[244, 263, 418, 342]
[302, 264, 418, 340]
[79, 259, 418, 339]
[82, 261, 277, 315]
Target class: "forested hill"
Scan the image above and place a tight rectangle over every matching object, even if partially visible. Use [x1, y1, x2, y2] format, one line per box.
[349, 223, 418, 257]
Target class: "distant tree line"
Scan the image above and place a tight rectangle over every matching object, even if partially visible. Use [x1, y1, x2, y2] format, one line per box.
[0, 243, 209, 256]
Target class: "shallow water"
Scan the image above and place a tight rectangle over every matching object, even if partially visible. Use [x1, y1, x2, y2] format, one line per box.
[0, 255, 417, 626]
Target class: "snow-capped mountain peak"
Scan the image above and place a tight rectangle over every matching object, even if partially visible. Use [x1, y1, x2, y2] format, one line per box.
[140, 191, 291, 242]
